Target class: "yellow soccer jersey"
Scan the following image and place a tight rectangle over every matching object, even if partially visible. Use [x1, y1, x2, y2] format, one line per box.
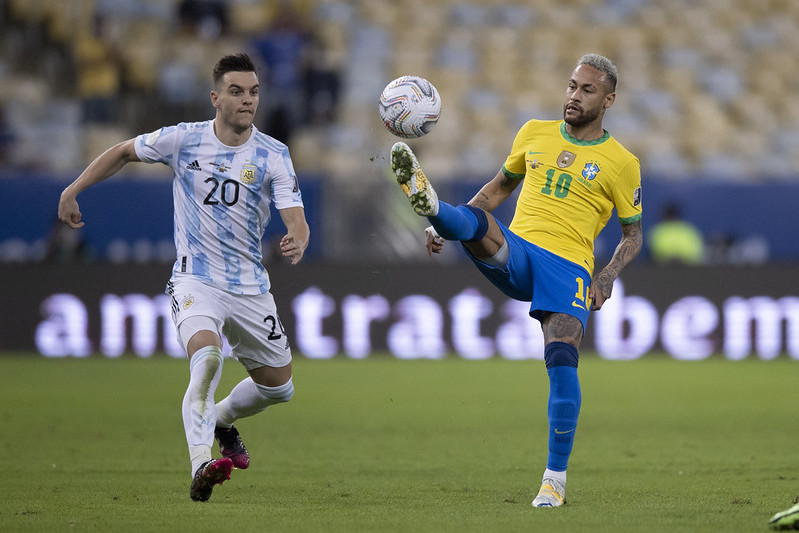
[503, 119, 642, 275]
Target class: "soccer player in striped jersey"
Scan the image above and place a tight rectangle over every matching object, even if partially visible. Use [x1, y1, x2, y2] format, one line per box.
[391, 54, 642, 508]
[58, 53, 309, 501]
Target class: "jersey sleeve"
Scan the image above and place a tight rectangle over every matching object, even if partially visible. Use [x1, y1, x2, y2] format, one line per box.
[270, 147, 304, 210]
[611, 156, 643, 224]
[501, 120, 533, 180]
[133, 125, 179, 166]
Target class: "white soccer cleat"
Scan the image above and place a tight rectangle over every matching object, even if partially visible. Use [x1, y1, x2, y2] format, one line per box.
[769, 500, 799, 530]
[531, 478, 566, 508]
[390, 142, 439, 217]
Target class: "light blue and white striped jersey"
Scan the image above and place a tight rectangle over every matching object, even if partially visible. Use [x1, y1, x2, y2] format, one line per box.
[134, 120, 304, 295]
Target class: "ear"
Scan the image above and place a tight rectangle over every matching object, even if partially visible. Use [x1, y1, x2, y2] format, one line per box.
[210, 90, 219, 108]
[604, 92, 616, 109]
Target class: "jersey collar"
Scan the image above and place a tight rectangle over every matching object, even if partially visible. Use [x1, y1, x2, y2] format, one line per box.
[560, 121, 610, 146]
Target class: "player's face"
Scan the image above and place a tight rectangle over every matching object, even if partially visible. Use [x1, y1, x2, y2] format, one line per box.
[563, 65, 615, 127]
[212, 71, 260, 133]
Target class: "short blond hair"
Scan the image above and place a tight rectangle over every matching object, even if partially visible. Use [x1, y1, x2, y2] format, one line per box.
[577, 54, 618, 92]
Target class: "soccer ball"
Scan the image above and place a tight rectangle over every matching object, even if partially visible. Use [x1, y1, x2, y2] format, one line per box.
[378, 76, 441, 138]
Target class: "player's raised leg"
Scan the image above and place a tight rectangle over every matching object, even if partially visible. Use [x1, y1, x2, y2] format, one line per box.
[215, 373, 294, 469]
[202, 356, 295, 477]
[390, 141, 439, 216]
[390, 142, 502, 254]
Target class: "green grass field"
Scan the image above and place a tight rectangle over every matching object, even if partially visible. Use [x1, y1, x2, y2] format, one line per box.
[1, 353, 796, 532]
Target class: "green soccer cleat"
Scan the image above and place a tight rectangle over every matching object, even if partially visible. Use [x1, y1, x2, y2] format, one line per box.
[769, 500, 799, 530]
[531, 477, 565, 508]
[390, 142, 439, 217]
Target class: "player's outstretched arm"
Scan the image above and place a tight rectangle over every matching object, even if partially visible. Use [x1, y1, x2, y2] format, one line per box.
[589, 219, 642, 310]
[278, 206, 310, 265]
[58, 139, 140, 229]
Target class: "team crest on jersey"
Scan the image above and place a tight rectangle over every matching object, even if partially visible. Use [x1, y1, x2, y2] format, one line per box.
[581, 161, 601, 180]
[240, 164, 257, 184]
[557, 151, 576, 168]
[182, 295, 195, 310]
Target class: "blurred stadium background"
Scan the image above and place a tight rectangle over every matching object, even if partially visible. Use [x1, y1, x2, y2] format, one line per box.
[1, 0, 798, 359]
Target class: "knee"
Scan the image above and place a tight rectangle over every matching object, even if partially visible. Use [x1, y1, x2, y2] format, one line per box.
[544, 342, 579, 369]
[275, 381, 294, 403]
[259, 378, 294, 405]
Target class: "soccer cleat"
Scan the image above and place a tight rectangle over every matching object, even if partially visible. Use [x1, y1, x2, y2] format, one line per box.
[390, 142, 439, 216]
[189, 458, 233, 502]
[769, 499, 799, 530]
[215, 425, 250, 470]
[531, 478, 566, 508]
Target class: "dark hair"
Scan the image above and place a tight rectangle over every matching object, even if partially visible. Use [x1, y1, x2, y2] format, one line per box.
[213, 53, 257, 85]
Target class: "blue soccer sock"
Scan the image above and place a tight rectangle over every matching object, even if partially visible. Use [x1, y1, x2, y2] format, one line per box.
[544, 342, 581, 473]
[428, 202, 484, 242]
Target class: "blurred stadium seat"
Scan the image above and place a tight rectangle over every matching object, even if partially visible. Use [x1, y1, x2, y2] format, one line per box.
[1, 0, 797, 263]
[1, 0, 796, 181]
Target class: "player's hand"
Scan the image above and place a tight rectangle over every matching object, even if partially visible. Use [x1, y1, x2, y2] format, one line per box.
[58, 194, 84, 229]
[424, 226, 444, 257]
[589, 270, 614, 310]
[280, 234, 305, 265]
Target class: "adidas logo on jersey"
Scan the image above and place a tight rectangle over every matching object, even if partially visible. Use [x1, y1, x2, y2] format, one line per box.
[186, 160, 202, 171]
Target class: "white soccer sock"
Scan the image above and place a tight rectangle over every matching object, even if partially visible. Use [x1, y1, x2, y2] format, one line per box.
[182, 345, 224, 476]
[543, 468, 567, 485]
[188, 445, 212, 477]
[216, 377, 294, 428]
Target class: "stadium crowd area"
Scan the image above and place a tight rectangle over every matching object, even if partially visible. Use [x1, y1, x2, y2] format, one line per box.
[1, 0, 797, 183]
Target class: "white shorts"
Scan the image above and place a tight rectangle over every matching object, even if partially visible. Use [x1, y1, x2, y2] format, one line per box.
[168, 277, 292, 371]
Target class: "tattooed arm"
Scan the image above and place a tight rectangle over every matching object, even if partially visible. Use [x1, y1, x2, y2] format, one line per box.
[589, 219, 642, 311]
[467, 169, 522, 212]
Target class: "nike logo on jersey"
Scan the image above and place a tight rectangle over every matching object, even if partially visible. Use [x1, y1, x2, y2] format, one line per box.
[186, 160, 202, 171]
[527, 151, 545, 170]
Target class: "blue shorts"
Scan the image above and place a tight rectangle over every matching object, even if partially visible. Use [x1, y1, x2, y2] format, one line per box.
[463, 221, 592, 331]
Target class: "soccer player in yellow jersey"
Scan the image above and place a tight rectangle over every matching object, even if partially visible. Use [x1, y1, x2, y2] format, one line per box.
[390, 54, 642, 508]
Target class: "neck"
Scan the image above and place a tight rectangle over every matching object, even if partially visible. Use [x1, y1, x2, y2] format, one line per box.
[213, 119, 252, 147]
[564, 121, 605, 142]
